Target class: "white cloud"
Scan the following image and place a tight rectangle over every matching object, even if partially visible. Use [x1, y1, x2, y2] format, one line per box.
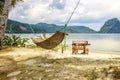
[9, 0, 120, 30]
[81, 0, 120, 19]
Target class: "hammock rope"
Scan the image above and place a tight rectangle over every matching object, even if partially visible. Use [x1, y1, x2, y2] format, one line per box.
[29, 24, 36, 35]
[63, 0, 80, 46]
[31, 0, 81, 49]
[65, 0, 80, 25]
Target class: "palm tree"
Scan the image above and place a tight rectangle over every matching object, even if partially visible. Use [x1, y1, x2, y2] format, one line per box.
[0, 0, 23, 15]
[0, 0, 23, 49]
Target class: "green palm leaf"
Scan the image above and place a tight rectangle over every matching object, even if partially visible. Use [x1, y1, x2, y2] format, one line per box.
[0, 0, 23, 15]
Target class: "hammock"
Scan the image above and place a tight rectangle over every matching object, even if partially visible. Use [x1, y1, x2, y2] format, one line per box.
[32, 31, 65, 49]
[31, 0, 80, 49]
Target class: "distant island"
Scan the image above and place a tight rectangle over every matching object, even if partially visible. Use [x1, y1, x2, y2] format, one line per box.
[99, 18, 120, 33]
[6, 18, 120, 33]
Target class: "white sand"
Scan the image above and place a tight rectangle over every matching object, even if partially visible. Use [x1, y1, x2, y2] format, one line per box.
[0, 47, 120, 61]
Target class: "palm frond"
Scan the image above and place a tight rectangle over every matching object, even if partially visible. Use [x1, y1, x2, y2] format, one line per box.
[0, 0, 4, 15]
[0, 0, 23, 15]
[11, 0, 23, 8]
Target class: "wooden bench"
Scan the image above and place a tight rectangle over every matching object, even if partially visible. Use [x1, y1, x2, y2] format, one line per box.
[72, 41, 90, 54]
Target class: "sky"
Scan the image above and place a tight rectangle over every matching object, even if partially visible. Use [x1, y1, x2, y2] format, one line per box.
[9, 0, 120, 31]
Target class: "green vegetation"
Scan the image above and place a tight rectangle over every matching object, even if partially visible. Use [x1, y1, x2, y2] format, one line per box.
[3, 34, 29, 47]
[2, 33, 68, 50]
[0, 0, 23, 15]
[7, 18, 120, 33]
[99, 18, 120, 33]
[6, 19, 96, 33]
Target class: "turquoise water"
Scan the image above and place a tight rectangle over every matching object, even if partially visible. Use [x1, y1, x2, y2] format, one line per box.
[67, 33, 120, 53]
[7, 33, 120, 53]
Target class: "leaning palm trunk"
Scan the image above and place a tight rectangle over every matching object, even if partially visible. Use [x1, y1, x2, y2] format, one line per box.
[0, 0, 11, 49]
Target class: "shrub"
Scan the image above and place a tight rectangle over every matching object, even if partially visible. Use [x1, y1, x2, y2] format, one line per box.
[3, 34, 29, 47]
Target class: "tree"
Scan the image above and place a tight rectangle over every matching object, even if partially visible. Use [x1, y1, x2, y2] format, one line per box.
[0, 0, 23, 15]
[0, 0, 23, 49]
[0, 0, 11, 49]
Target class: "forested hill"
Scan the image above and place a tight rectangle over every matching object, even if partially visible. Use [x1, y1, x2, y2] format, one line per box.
[99, 18, 120, 33]
[6, 19, 96, 33]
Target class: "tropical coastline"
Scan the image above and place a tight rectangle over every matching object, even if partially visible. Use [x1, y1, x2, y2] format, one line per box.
[0, 0, 120, 80]
[6, 33, 120, 54]
[0, 33, 120, 80]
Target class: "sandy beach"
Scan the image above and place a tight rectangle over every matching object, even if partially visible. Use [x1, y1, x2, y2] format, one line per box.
[0, 47, 120, 61]
[0, 0, 120, 79]
[0, 47, 120, 80]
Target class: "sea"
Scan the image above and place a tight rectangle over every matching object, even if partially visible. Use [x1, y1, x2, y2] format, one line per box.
[6, 33, 120, 54]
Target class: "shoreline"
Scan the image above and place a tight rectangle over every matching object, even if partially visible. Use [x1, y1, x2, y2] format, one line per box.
[0, 47, 120, 61]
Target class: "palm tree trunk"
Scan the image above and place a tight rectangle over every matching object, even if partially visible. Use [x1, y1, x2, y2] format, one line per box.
[0, 0, 11, 49]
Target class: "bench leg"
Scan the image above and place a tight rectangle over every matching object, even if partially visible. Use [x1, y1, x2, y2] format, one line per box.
[83, 46, 86, 54]
[72, 49, 78, 54]
[72, 49, 76, 54]
[85, 49, 89, 54]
